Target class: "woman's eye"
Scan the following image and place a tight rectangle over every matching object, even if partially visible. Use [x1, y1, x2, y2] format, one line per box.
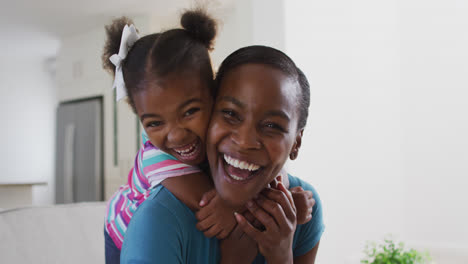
[147, 121, 163, 128]
[220, 109, 241, 124]
[184, 107, 200, 117]
[264, 122, 286, 132]
[221, 109, 236, 118]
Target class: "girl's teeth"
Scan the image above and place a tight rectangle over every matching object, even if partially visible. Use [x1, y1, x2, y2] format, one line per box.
[223, 154, 260, 171]
[175, 141, 197, 154]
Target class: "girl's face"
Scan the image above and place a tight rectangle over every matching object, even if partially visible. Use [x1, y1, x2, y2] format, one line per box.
[133, 71, 213, 166]
[207, 64, 303, 208]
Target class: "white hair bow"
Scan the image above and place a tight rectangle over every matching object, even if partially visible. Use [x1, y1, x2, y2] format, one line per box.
[109, 24, 139, 101]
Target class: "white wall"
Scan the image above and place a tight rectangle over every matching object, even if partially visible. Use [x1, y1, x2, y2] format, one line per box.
[211, 0, 286, 68]
[0, 32, 59, 206]
[284, 0, 468, 262]
[399, 0, 468, 255]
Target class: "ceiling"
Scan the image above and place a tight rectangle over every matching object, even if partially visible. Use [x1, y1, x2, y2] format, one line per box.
[0, 0, 232, 37]
[0, 0, 233, 58]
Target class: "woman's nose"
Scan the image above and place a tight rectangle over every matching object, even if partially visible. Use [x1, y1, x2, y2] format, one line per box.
[231, 124, 261, 150]
[167, 126, 189, 145]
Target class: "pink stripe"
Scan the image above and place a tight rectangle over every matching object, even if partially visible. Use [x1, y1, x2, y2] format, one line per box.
[165, 166, 200, 173]
[134, 151, 150, 188]
[148, 167, 200, 182]
[105, 189, 121, 220]
[113, 194, 125, 219]
[128, 157, 144, 196]
[143, 159, 189, 175]
[105, 142, 204, 251]
[121, 207, 133, 225]
[107, 222, 124, 249]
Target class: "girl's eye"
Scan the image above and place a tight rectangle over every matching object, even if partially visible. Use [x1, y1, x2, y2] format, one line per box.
[147, 121, 163, 128]
[184, 107, 200, 117]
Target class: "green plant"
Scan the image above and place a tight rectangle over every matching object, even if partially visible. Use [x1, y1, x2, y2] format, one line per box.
[361, 238, 431, 264]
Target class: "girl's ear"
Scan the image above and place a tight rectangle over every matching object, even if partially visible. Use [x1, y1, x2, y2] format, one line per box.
[289, 129, 304, 160]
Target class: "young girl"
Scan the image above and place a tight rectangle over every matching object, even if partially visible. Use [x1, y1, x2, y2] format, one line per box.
[102, 9, 315, 263]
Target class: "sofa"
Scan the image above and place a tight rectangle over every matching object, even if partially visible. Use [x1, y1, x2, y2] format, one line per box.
[0, 202, 106, 263]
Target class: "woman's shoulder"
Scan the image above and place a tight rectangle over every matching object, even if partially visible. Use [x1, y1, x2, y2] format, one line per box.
[121, 186, 197, 262]
[288, 174, 319, 196]
[135, 185, 195, 224]
[288, 174, 325, 257]
[124, 185, 196, 242]
[287, 174, 322, 218]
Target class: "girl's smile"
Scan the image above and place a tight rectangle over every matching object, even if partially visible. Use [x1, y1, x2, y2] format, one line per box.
[171, 138, 203, 162]
[134, 71, 213, 165]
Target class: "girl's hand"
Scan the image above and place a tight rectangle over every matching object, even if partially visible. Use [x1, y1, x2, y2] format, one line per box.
[275, 174, 315, 224]
[235, 181, 297, 264]
[195, 189, 237, 239]
[290, 186, 315, 224]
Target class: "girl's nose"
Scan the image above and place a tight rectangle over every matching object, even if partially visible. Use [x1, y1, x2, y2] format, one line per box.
[231, 125, 261, 150]
[167, 126, 189, 145]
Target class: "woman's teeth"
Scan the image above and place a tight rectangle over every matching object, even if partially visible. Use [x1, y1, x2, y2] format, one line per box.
[224, 154, 260, 171]
[229, 174, 244, 181]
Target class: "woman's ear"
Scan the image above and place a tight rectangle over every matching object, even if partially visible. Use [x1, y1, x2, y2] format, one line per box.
[289, 129, 304, 160]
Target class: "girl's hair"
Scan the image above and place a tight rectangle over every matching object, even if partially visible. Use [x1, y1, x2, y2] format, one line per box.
[215, 45, 310, 130]
[102, 9, 217, 112]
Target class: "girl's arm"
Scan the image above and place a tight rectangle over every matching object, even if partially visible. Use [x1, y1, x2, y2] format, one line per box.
[137, 134, 212, 211]
[195, 174, 315, 239]
[195, 189, 238, 239]
[291, 186, 315, 224]
[161, 172, 212, 211]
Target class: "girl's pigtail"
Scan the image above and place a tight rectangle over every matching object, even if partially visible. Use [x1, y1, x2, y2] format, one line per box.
[181, 9, 217, 50]
[102, 17, 135, 75]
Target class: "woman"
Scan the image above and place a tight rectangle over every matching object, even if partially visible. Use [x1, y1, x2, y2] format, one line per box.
[121, 46, 324, 263]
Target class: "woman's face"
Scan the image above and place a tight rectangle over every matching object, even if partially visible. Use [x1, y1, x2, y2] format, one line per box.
[207, 63, 303, 208]
[134, 71, 213, 166]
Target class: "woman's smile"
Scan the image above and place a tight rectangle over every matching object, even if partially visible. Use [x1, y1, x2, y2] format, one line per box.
[220, 153, 263, 182]
[207, 63, 303, 208]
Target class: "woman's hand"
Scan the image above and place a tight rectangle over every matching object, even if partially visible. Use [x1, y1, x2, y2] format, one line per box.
[235, 181, 297, 264]
[271, 175, 315, 225]
[219, 212, 259, 264]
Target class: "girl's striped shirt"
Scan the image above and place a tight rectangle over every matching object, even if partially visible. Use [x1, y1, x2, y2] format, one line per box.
[104, 133, 201, 249]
